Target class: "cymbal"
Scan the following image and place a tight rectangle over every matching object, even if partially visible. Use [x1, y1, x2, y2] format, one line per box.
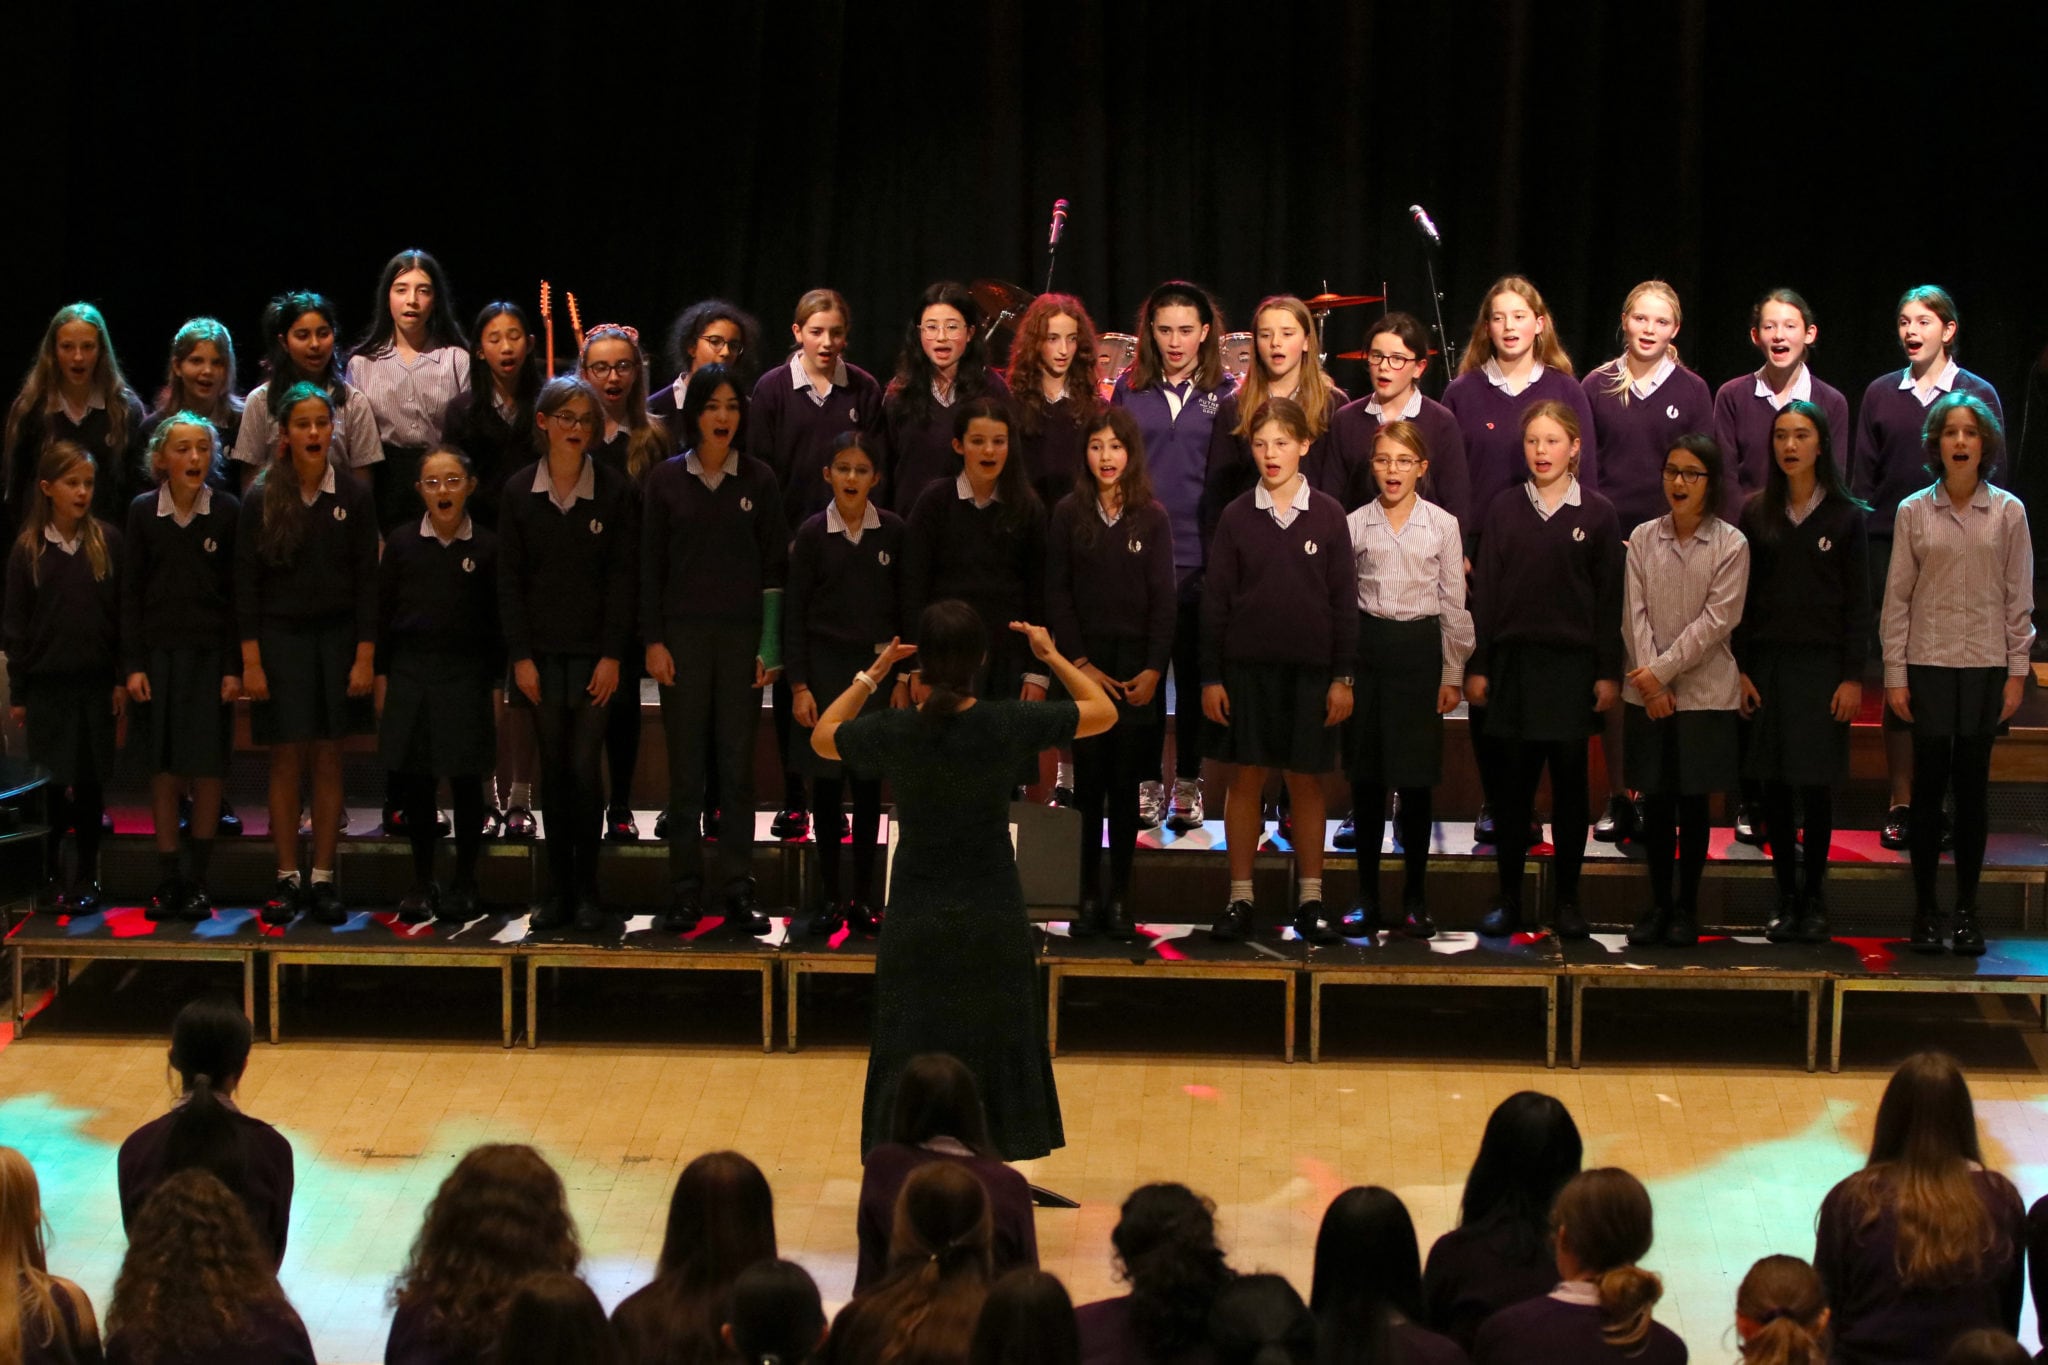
[1303, 292, 1386, 311]
[969, 279, 1034, 324]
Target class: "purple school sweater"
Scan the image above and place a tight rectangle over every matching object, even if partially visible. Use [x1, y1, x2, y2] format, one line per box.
[1015, 392, 1101, 508]
[1581, 361, 1715, 534]
[1112, 372, 1236, 576]
[747, 360, 885, 521]
[1201, 386, 1351, 539]
[1441, 367, 1599, 550]
[1710, 369, 1851, 518]
[1045, 494, 1176, 670]
[638, 452, 788, 639]
[1329, 393, 1472, 527]
[880, 368, 1011, 516]
[1850, 367, 2003, 535]
[1200, 488, 1356, 682]
[1472, 1293, 1687, 1365]
[1468, 483, 1625, 681]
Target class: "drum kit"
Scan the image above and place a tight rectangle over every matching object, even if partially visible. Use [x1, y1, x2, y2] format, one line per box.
[971, 280, 1391, 398]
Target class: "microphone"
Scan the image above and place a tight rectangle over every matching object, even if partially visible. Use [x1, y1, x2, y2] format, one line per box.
[1048, 198, 1069, 249]
[1408, 204, 1441, 247]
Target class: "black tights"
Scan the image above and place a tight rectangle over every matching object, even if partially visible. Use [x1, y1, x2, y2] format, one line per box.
[1762, 782, 1834, 898]
[1911, 733, 1994, 911]
[812, 775, 881, 904]
[1351, 783, 1432, 907]
[1076, 722, 1152, 897]
[48, 781, 105, 887]
[1641, 793, 1710, 912]
[604, 685, 640, 814]
[394, 773, 485, 886]
[537, 701, 608, 899]
[1495, 738, 1589, 907]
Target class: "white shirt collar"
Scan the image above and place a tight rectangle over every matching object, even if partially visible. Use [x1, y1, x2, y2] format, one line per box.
[491, 386, 518, 421]
[420, 512, 475, 546]
[825, 500, 882, 543]
[1525, 476, 1582, 519]
[1622, 353, 1676, 398]
[156, 483, 213, 525]
[50, 390, 108, 424]
[298, 462, 338, 506]
[1549, 1280, 1601, 1307]
[930, 377, 959, 407]
[669, 371, 691, 412]
[685, 448, 732, 488]
[531, 455, 597, 510]
[788, 352, 849, 391]
[1363, 388, 1422, 421]
[1752, 364, 1813, 410]
[955, 470, 999, 507]
[1482, 356, 1545, 393]
[1901, 357, 1960, 405]
[1788, 483, 1825, 525]
[1254, 476, 1313, 514]
[1096, 496, 1124, 526]
[42, 523, 82, 554]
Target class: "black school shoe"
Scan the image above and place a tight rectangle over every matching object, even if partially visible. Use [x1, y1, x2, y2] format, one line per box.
[1764, 894, 1801, 943]
[664, 882, 704, 934]
[1594, 795, 1640, 843]
[1553, 901, 1591, 941]
[307, 880, 347, 926]
[1105, 897, 1136, 942]
[1627, 907, 1668, 947]
[1796, 891, 1831, 944]
[529, 895, 571, 931]
[398, 882, 440, 925]
[1332, 817, 1358, 851]
[1339, 898, 1382, 937]
[724, 882, 774, 936]
[1068, 896, 1105, 939]
[439, 881, 480, 922]
[502, 806, 538, 841]
[260, 878, 305, 926]
[1663, 905, 1699, 948]
[573, 895, 610, 932]
[653, 809, 671, 840]
[847, 898, 883, 934]
[1399, 903, 1436, 940]
[65, 881, 104, 914]
[217, 802, 242, 836]
[1880, 805, 1911, 850]
[1908, 907, 1944, 953]
[770, 808, 810, 841]
[180, 883, 215, 922]
[148, 875, 186, 922]
[1479, 899, 1521, 937]
[1292, 900, 1338, 945]
[805, 902, 845, 937]
[1209, 899, 1255, 943]
[1733, 802, 1765, 847]
[605, 807, 639, 842]
[1951, 906, 1986, 957]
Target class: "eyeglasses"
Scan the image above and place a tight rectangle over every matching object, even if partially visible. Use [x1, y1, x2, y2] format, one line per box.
[1370, 455, 1422, 472]
[1662, 466, 1707, 485]
[1367, 351, 1418, 370]
[920, 320, 968, 338]
[548, 411, 597, 429]
[583, 359, 639, 378]
[698, 334, 745, 357]
[419, 475, 470, 492]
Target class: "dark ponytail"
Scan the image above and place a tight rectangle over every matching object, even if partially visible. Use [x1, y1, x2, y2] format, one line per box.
[914, 600, 987, 723]
[162, 997, 253, 1201]
[1552, 1168, 1662, 1351]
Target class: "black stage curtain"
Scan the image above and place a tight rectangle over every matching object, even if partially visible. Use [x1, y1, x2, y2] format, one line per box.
[25, 2, 2048, 508]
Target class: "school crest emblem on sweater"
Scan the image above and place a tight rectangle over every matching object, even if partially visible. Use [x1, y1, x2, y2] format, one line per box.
[849, 408, 859, 421]
[462, 557, 476, 573]
[1128, 538, 1143, 554]
[878, 550, 891, 565]
[1818, 536, 1832, 552]
[1199, 394, 1219, 416]
[589, 518, 603, 534]
[333, 507, 347, 521]
[1666, 404, 1680, 419]
[1571, 527, 1585, 541]
[202, 538, 217, 553]
[1304, 540, 1318, 555]
[740, 496, 754, 512]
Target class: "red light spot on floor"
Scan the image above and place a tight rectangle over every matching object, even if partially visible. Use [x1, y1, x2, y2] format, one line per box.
[1183, 1084, 1218, 1100]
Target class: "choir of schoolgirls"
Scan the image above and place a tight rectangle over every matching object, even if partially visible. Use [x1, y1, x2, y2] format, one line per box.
[0, 265, 2029, 955]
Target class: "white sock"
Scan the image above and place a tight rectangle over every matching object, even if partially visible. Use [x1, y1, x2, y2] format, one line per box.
[278, 869, 301, 886]
[508, 782, 532, 809]
[1056, 761, 1075, 789]
[1229, 879, 1254, 905]
[310, 868, 335, 885]
[1299, 877, 1324, 906]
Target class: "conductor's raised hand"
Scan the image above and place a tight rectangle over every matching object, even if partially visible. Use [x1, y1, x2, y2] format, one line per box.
[1009, 621, 1058, 662]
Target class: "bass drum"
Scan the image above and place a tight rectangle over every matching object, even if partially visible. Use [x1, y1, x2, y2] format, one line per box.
[1220, 331, 1255, 383]
[1097, 332, 1138, 399]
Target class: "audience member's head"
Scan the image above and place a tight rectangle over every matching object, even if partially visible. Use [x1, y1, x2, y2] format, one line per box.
[1309, 1185, 1423, 1365]
[105, 1168, 301, 1361]
[497, 1271, 619, 1365]
[1210, 1273, 1317, 1365]
[659, 1150, 778, 1285]
[724, 1259, 827, 1365]
[160, 996, 255, 1200]
[890, 1053, 998, 1157]
[968, 1268, 1079, 1365]
[2, 1146, 79, 1364]
[1111, 1182, 1234, 1362]
[1552, 1168, 1663, 1353]
[830, 1162, 994, 1365]
[1735, 1254, 1829, 1365]
[1460, 1091, 1584, 1258]
[393, 1143, 581, 1359]
[1848, 1050, 2006, 1289]
[1942, 1329, 2031, 1365]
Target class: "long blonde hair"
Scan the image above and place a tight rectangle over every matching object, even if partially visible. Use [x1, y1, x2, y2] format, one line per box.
[3, 303, 141, 493]
[13, 442, 113, 585]
[0, 1147, 67, 1365]
[1457, 275, 1575, 378]
[1232, 296, 1338, 440]
[1601, 281, 1685, 404]
[579, 324, 670, 482]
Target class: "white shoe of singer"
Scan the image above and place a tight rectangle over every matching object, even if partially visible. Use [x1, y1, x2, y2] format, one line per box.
[1137, 781, 1166, 829]
[1165, 778, 1205, 832]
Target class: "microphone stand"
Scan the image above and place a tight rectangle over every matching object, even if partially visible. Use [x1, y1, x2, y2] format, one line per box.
[1422, 246, 1455, 393]
[1045, 238, 1060, 295]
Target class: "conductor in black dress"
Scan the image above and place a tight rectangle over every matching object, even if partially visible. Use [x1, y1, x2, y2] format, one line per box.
[810, 600, 1117, 1160]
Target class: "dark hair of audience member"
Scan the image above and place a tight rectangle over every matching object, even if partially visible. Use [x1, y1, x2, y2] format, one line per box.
[1111, 1182, 1234, 1361]
[615, 1150, 778, 1365]
[967, 1268, 1080, 1365]
[160, 996, 254, 1200]
[105, 1169, 301, 1364]
[1552, 1168, 1663, 1351]
[1459, 1092, 1584, 1259]
[724, 1259, 827, 1365]
[891, 1053, 998, 1157]
[1942, 1328, 2032, 1365]
[1210, 1273, 1318, 1365]
[1310, 1186, 1424, 1365]
[498, 1271, 620, 1365]
[392, 1143, 581, 1359]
